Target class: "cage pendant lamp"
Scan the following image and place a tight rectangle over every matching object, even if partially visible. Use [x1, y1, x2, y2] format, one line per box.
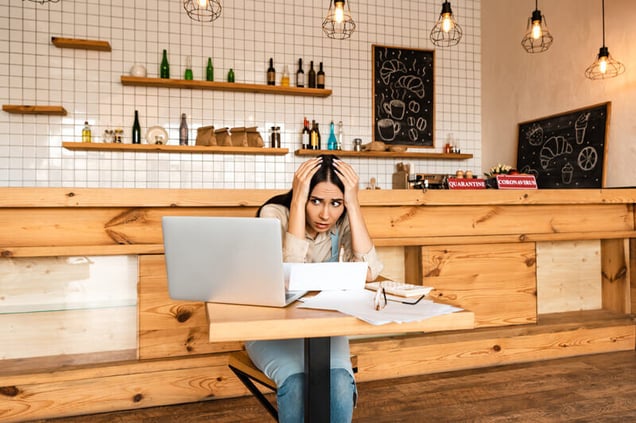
[585, 0, 625, 80]
[184, 0, 222, 22]
[430, 1, 463, 47]
[322, 0, 356, 40]
[521, 0, 553, 53]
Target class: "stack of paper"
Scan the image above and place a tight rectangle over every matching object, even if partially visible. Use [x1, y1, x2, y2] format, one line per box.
[299, 290, 462, 326]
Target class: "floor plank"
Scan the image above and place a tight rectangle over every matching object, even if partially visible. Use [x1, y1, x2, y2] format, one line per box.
[32, 351, 636, 422]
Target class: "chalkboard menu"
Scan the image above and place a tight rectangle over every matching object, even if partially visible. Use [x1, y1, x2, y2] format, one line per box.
[516, 102, 610, 188]
[372, 45, 434, 147]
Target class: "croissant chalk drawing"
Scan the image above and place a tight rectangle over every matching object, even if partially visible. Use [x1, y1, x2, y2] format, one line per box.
[540, 136, 573, 169]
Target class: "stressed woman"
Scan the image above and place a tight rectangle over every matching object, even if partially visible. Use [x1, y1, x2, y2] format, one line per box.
[245, 155, 383, 423]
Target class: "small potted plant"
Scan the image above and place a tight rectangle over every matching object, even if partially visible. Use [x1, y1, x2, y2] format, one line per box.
[484, 163, 517, 188]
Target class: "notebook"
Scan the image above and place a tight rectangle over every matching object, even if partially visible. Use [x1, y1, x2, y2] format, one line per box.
[162, 216, 306, 307]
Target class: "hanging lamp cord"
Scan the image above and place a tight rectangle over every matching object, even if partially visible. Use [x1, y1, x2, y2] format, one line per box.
[601, 0, 606, 48]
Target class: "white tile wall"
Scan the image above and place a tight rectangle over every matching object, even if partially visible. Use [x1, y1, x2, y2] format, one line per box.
[0, 0, 481, 189]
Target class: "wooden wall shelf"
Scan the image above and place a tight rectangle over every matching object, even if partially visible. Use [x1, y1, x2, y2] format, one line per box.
[121, 76, 332, 97]
[62, 142, 288, 156]
[3, 104, 67, 116]
[295, 149, 473, 160]
[51, 37, 112, 52]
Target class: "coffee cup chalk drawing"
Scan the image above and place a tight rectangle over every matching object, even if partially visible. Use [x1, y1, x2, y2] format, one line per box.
[372, 45, 434, 147]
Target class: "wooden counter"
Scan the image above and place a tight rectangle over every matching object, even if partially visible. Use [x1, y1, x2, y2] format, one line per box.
[0, 188, 634, 422]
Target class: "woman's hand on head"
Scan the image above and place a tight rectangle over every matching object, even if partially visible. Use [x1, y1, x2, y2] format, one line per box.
[292, 157, 322, 204]
[334, 159, 360, 206]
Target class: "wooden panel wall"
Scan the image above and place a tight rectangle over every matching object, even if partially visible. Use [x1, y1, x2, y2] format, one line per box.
[537, 240, 602, 314]
[420, 243, 537, 327]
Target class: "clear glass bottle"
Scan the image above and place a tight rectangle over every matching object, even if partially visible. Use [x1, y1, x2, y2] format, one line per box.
[82, 121, 92, 143]
[179, 113, 188, 146]
[327, 121, 337, 150]
[281, 65, 290, 87]
[336, 121, 344, 150]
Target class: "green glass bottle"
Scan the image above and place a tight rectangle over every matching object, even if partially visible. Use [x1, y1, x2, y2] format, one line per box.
[184, 55, 193, 80]
[227, 68, 235, 83]
[160, 49, 170, 79]
[206, 58, 214, 81]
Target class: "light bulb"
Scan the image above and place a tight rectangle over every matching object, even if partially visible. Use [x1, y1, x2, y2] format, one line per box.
[334, 1, 345, 23]
[442, 13, 453, 33]
[197, 0, 207, 7]
[531, 20, 542, 39]
[599, 56, 608, 74]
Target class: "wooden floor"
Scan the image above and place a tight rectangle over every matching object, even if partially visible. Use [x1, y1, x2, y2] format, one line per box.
[34, 350, 636, 423]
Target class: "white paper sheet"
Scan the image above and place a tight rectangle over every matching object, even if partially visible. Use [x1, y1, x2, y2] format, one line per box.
[284, 262, 367, 291]
[298, 290, 463, 325]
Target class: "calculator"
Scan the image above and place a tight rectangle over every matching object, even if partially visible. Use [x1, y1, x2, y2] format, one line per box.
[365, 281, 434, 298]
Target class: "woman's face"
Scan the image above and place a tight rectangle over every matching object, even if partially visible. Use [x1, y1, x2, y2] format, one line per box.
[305, 181, 345, 238]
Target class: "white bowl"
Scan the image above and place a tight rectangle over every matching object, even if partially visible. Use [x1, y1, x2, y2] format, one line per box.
[129, 64, 147, 77]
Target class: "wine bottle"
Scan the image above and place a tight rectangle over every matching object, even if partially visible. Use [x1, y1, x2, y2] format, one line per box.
[160, 49, 170, 79]
[301, 117, 310, 149]
[267, 58, 276, 86]
[295, 58, 305, 88]
[206, 58, 214, 81]
[327, 121, 337, 150]
[179, 113, 188, 146]
[317, 62, 325, 89]
[82, 121, 92, 143]
[308, 61, 316, 88]
[310, 120, 321, 150]
[132, 110, 141, 144]
[315, 122, 321, 150]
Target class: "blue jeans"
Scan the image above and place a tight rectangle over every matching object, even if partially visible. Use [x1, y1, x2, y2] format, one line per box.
[245, 337, 356, 423]
[277, 369, 355, 423]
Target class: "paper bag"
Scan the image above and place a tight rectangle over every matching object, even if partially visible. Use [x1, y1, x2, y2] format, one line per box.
[196, 125, 216, 146]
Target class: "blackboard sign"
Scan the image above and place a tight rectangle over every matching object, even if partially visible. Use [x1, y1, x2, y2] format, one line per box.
[516, 102, 610, 188]
[372, 45, 434, 147]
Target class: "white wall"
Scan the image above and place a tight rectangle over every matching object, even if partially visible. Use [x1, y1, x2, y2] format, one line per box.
[482, 0, 636, 187]
[0, 0, 482, 189]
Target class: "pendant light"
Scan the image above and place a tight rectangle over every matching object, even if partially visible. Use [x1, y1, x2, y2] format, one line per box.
[430, 1, 463, 47]
[183, 0, 222, 22]
[521, 0, 553, 53]
[585, 0, 625, 80]
[322, 0, 356, 40]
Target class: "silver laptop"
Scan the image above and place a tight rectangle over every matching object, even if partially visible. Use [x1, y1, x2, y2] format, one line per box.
[162, 216, 306, 307]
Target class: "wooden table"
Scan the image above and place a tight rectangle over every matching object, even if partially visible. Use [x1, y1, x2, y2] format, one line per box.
[206, 299, 474, 423]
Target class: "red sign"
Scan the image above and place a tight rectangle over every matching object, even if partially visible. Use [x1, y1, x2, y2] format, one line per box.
[447, 177, 486, 190]
[495, 174, 538, 189]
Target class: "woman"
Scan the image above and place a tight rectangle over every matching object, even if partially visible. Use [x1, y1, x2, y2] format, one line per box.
[245, 155, 383, 422]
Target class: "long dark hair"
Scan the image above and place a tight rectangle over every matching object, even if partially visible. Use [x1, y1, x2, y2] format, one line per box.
[256, 154, 345, 217]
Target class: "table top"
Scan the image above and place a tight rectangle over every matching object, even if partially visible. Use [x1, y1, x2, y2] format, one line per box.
[206, 297, 474, 342]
